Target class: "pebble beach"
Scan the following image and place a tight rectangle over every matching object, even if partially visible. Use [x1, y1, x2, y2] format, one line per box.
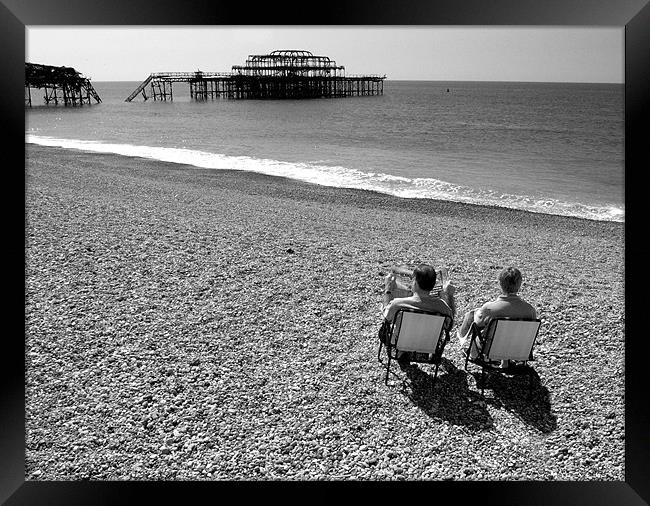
[25, 143, 625, 480]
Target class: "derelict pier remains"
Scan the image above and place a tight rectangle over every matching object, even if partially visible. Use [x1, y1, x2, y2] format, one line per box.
[126, 50, 386, 102]
[25, 63, 102, 106]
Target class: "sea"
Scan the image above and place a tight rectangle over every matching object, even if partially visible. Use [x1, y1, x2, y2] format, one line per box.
[25, 80, 624, 222]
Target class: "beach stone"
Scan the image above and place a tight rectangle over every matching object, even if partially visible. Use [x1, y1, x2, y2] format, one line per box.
[24, 145, 625, 482]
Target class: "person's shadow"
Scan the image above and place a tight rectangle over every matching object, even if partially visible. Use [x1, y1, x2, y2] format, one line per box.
[399, 358, 494, 431]
[469, 368, 558, 433]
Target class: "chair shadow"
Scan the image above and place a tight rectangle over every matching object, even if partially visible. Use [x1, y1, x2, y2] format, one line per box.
[468, 367, 558, 434]
[399, 358, 494, 431]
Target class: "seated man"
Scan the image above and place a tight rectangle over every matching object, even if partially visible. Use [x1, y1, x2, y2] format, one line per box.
[381, 264, 456, 365]
[457, 266, 537, 367]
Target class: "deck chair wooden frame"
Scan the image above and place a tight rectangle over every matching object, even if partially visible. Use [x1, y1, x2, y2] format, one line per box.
[378, 308, 453, 386]
[463, 317, 541, 398]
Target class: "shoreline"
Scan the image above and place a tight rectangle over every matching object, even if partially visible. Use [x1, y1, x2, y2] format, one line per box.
[25, 143, 624, 480]
[25, 142, 624, 227]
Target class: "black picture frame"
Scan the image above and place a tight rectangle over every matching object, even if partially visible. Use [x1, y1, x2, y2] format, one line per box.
[3, 0, 648, 503]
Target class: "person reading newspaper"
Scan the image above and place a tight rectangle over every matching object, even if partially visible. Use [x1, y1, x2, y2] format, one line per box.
[380, 264, 456, 366]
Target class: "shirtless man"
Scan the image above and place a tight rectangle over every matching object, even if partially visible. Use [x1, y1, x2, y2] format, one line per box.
[457, 266, 537, 365]
[381, 264, 456, 365]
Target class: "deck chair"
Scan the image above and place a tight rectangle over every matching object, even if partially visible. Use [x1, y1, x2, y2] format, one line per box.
[378, 308, 453, 385]
[463, 317, 541, 398]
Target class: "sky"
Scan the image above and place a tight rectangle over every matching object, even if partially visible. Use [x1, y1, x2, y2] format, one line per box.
[26, 26, 624, 83]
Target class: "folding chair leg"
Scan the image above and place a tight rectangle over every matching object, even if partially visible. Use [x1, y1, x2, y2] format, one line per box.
[385, 353, 392, 385]
[432, 361, 441, 388]
[464, 348, 470, 370]
[377, 341, 383, 362]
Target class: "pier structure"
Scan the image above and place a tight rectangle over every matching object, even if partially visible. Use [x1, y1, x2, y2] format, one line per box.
[125, 71, 233, 102]
[25, 63, 101, 106]
[125, 50, 386, 102]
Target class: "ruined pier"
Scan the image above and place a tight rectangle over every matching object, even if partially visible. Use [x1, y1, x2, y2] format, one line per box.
[126, 50, 386, 102]
[25, 63, 101, 106]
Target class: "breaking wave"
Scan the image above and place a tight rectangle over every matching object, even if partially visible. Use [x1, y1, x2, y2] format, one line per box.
[26, 135, 624, 223]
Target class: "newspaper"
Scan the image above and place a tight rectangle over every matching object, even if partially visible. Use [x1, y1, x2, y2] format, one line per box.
[390, 264, 445, 298]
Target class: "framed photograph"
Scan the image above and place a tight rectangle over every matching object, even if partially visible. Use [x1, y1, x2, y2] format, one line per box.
[6, 0, 648, 503]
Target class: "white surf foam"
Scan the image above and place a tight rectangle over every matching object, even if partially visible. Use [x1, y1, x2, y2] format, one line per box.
[26, 135, 624, 223]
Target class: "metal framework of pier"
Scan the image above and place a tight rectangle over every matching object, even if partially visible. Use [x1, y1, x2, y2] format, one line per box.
[125, 50, 386, 102]
[25, 63, 101, 106]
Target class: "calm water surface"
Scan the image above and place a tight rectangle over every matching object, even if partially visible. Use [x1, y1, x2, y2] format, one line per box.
[26, 80, 624, 222]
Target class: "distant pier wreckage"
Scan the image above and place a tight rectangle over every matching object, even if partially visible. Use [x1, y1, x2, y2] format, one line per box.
[125, 50, 386, 102]
[25, 63, 101, 106]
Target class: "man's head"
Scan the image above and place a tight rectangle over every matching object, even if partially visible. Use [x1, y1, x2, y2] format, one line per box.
[499, 267, 523, 294]
[413, 264, 437, 292]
